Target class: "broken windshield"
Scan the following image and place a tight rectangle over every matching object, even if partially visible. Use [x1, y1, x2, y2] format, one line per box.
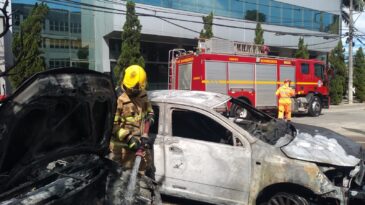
[213, 98, 295, 146]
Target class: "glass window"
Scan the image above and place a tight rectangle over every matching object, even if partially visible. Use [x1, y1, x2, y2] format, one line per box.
[49, 60, 54, 68]
[60, 22, 64, 31]
[170, 0, 196, 13]
[303, 9, 313, 30]
[314, 64, 324, 79]
[136, 0, 161, 7]
[269, 1, 281, 25]
[282, 3, 293, 27]
[293, 6, 303, 28]
[149, 105, 160, 134]
[230, 0, 244, 19]
[323, 13, 332, 32]
[215, 0, 230, 18]
[50, 20, 55, 30]
[329, 14, 339, 34]
[313, 11, 322, 31]
[301, 63, 309, 74]
[258, 0, 269, 23]
[244, 0, 257, 21]
[50, 39, 54, 48]
[55, 21, 60, 31]
[172, 109, 233, 145]
[196, 0, 214, 14]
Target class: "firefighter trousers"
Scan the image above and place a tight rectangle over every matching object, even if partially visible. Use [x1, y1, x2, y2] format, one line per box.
[109, 142, 153, 176]
[278, 103, 292, 121]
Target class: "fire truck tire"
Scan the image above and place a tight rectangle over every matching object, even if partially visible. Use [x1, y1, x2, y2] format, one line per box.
[308, 96, 322, 117]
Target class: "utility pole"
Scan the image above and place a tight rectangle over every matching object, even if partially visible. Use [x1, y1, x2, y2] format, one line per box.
[348, 0, 354, 104]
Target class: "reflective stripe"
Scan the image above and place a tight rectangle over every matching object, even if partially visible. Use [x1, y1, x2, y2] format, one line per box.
[114, 116, 120, 122]
[128, 142, 136, 149]
[117, 128, 129, 141]
[126, 116, 135, 122]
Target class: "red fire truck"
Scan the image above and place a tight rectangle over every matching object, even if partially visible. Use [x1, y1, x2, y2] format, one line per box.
[168, 39, 330, 117]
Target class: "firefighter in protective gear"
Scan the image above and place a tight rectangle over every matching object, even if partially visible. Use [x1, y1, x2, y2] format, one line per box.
[110, 65, 154, 175]
[276, 79, 295, 121]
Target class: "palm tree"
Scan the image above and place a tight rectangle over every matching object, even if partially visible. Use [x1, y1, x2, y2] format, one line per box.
[342, 0, 364, 26]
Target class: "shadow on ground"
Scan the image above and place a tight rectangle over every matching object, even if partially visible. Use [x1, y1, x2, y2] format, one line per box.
[342, 127, 365, 135]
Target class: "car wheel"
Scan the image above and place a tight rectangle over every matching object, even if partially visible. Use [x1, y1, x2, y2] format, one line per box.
[267, 192, 309, 205]
[308, 96, 322, 117]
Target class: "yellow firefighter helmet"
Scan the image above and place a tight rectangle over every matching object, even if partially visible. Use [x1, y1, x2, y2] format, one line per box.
[122, 65, 147, 90]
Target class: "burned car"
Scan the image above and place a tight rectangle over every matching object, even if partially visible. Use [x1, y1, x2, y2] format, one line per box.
[0, 68, 117, 204]
[148, 90, 365, 205]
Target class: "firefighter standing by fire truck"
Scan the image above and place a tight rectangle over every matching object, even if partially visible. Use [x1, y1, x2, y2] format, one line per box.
[110, 65, 154, 175]
[276, 79, 295, 121]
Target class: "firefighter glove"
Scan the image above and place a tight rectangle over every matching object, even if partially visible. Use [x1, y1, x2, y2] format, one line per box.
[127, 136, 141, 151]
[140, 136, 151, 149]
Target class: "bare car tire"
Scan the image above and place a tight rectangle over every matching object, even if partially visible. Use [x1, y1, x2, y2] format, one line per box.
[308, 96, 322, 117]
[267, 193, 309, 205]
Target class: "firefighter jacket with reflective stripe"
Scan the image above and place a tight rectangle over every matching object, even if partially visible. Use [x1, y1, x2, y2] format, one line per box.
[112, 90, 154, 144]
[275, 85, 295, 104]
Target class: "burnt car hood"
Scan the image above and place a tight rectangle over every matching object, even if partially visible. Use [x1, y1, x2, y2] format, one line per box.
[0, 68, 116, 175]
[282, 123, 363, 167]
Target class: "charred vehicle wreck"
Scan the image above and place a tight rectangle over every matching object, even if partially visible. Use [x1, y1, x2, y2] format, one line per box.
[0, 68, 158, 205]
[148, 90, 365, 205]
[1, 68, 365, 205]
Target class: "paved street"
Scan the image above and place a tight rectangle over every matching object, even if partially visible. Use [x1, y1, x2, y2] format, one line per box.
[292, 102, 365, 147]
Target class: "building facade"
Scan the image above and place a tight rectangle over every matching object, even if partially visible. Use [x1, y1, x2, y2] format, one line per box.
[6, 0, 341, 90]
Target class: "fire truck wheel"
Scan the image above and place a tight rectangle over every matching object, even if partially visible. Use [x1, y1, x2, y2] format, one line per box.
[308, 96, 322, 117]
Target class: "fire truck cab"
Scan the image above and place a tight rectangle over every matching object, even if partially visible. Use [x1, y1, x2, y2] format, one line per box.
[168, 40, 329, 117]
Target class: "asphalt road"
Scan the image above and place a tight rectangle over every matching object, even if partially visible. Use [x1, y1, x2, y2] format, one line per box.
[292, 102, 365, 147]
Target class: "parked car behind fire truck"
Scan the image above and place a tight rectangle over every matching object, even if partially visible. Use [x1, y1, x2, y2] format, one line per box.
[168, 39, 330, 117]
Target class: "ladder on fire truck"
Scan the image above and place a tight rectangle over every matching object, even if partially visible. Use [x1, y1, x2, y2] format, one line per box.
[204, 39, 268, 55]
[168, 49, 186, 89]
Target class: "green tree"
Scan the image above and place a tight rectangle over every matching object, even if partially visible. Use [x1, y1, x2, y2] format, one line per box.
[329, 76, 344, 105]
[342, 0, 364, 26]
[10, 3, 48, 88]
[294, 37, 309, 59]
[200, 12, 213, 39]
[114, 0, 144, 84]
[254, 22, 264, 45]
[354, 47, 365, 102]
[329, 41, 347, 104]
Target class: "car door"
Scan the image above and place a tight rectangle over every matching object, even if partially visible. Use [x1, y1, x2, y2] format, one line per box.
[161, 105, 251, 205]
[149, 103, 166, 183]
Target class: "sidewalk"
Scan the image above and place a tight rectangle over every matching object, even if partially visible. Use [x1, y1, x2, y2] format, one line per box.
[324, 102, 365, 113]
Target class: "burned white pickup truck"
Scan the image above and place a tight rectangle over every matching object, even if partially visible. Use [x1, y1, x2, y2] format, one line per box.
[148, 90, 365, 205]
[0, 68, 364, 205]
